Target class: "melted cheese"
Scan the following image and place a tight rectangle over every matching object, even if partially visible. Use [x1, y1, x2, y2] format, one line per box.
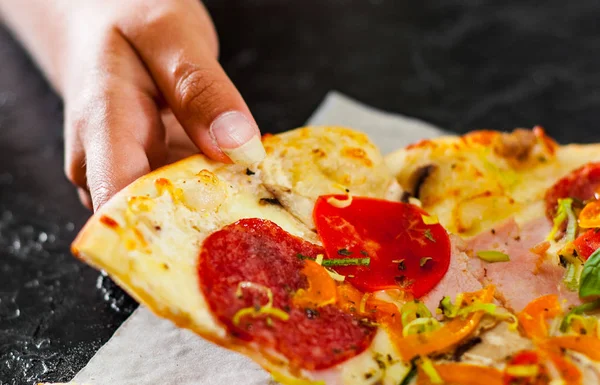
[260, 126, 402, 228]
[385, 129, 600, 237]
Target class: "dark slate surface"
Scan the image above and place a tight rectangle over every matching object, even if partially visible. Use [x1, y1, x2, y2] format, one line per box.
[1, 1, 600, 384]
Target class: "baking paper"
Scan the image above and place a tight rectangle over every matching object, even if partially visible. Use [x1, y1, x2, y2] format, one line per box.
[72, 91, 446, 385]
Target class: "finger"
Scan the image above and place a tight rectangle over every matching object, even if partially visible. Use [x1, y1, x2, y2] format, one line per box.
[117, 3, 266, 165]
[77, 188, 93, 211]
[162, 109, 199, 164]
[67, 32, 167, 210]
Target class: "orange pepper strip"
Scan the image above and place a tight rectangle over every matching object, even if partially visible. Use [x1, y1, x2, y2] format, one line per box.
[542, 335, 600, 361]
[416, 363, 504, 385]
[579, 200, 600, 228]
[517, 294, 562, 340]
[394, 285, 495, 360]
[336, 282, 402, 329]
[293, 260, 337, 308]
[548, 351, 582, 385]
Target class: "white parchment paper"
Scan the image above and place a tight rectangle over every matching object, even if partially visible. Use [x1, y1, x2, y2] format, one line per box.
[72, 91, 447, 385]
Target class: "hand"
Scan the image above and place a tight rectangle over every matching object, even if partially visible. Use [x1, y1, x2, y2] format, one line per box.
[1, 0, 266, 210]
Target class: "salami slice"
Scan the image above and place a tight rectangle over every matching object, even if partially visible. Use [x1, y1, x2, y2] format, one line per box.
[198, 218, 375, 370]
[545, 162, 600, 218]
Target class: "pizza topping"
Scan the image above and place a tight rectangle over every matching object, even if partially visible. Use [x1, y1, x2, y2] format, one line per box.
[517, 295, 562, 340]
[502, 350, 547, 385]
[559, 299, 600, 333]
[394, 286, 495, 360]
[579, 247, 600, 299]
[313, 195, 451, 297]
[420, 356, 443, 384]
[545, 162, 600, 219]
[578, 200, 600, 228]
[198, 219, 375, 370]
[292, 260, 337, 308]
[546, 198, 577, 242]
[476, 250, 510, 263]
[417, 363, 504, 385]
[232, 284, 290, 325]
[574, 228, 600, 260]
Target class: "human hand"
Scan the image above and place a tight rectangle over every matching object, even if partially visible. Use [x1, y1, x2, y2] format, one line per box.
[1, 0, 265, 210]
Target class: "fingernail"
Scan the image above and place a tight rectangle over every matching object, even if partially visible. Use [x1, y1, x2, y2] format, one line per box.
[210, 111, 266, 165]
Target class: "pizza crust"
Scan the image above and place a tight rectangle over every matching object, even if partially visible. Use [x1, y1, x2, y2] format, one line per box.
[72, 154, 319, 379]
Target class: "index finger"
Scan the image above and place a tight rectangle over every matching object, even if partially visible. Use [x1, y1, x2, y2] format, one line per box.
[117, 2, 266, 165]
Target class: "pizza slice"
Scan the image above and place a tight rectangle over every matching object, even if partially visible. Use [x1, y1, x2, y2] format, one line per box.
[68, 126, 600, 385]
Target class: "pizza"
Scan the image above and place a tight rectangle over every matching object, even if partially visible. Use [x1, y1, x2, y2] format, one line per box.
[67, 126, 600, 385]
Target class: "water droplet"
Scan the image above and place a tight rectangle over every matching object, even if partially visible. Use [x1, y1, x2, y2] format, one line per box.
[38, 232, 48, 243]
[66, 222, 75, 231]
[0, 291, 20, 320]
[12, 239, 21, 251]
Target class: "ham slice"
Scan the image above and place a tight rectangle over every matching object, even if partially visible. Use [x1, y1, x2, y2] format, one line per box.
[422, 235, 483, 312]
[465, 216, 581, 312]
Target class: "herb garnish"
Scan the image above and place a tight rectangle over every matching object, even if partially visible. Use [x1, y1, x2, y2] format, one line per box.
[245, 168, 255, 176]
[420, 257, 433, 267]
[296, 253, 370, 267]
[424, 229, 436, 243]
[337, 248, 353, 256]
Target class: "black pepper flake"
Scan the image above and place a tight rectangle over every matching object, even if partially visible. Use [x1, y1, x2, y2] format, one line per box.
[559, 255, 568, 268]
[398, 260, 406, 271]
[364, 373, 373, 379]
[154, 225, 162, 231]
[395, 275, 406, 285]
[338, 248, 353, 256]
[245, 168, 255, 176]
[514, 236, 521, 241]
[491, 228, 496, 235]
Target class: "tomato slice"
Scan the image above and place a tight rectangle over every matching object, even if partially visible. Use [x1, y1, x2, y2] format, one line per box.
[545, 162, 600, 218]
[574, 228, 600, 260]
[313, 195, 451, 297]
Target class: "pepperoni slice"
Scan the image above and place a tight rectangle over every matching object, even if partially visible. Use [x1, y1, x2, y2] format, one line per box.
[574, 228, 600, 260]
[198, 219, 375, 370]
[545, 162, 600, 218]
[313, 196, 451, 298]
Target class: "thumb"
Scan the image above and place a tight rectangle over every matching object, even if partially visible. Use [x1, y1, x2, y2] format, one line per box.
[119, 6, 265, 165]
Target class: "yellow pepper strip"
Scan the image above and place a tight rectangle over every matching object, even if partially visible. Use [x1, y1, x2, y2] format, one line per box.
[579, 200, 600, 228]
[416, 363, 503, 385]
[542, 335, 600, 361]
[517, 294, 562, 340]
[293, 260, 337, 308]
[393, 286, 495, 360]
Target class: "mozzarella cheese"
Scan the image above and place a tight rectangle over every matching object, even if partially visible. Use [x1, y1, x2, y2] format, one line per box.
[260, 126, 402, 229]
[385, 128, 600, 237]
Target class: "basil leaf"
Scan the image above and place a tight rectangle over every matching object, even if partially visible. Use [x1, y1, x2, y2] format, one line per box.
[579, 248, 600, 299]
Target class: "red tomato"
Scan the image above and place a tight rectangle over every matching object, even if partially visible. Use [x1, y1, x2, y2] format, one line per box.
[545, 162, 600, 218]
[503, 350, 547, 385]
[313, 195, 451, 297]
[574, 228, 600, 260]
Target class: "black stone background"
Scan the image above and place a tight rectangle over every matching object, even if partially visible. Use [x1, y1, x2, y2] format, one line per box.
[1, 0, 600, 384]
